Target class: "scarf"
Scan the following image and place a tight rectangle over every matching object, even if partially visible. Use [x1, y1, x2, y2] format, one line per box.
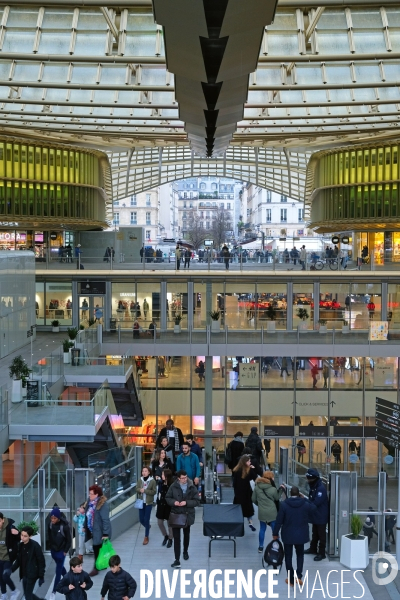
[86, 497, 99, 532]
[141, 475, 153, 503]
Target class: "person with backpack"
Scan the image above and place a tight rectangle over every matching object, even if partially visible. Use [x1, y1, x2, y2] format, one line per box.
[252, 471, 284, 553]
[48, 508, 72, 600]
[273, 486, 317, 587]
[56, 556, 93, 600]
[225, 432, 244, 471]
[0, 512, 20, 600]
[11, 526, 45, 600]
[245, 427, 263, 463]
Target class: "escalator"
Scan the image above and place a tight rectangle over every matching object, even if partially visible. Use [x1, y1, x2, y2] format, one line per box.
[110, 374, 144, 426]
[66, 415, 119, 467]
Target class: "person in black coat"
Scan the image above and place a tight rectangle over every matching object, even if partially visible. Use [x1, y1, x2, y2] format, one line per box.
[11, 526, 46, 600]
[241, 446, 263, 476]
[56, 556, 93, 600]
[227, 432, 244, 471]
[155, 469, 173, 548]
[100, 555, 137, 600]
[0, 513, 20, 599]
[156, 419, 184, 456]
[151, 449, 174, 480]
[245, 427, 263, 462]
[273, 486, 317, 586]
[49, 507, 72, 596]
[304, 468, 329, 561]
[232, 455, 258, 531]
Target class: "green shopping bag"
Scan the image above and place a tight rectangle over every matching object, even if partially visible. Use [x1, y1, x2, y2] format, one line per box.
[95, 539, 116, 570]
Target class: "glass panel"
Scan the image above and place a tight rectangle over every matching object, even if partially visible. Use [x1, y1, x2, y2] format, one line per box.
[293, 284, 313, 330]
[45, 281, 72, 325]
[167, 281, 188, 330]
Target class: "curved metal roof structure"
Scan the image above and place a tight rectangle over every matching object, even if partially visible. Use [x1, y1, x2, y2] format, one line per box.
[0, 0, 398, 199]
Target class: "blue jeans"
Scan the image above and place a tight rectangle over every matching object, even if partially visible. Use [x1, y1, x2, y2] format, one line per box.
[259, 520, 276, 548]
[51, 550, 66, 592]
[0, 560, 15, 593]
[139, 503, 153, 537]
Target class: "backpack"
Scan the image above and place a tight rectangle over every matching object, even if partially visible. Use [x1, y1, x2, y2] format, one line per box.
[263, 539, 284, 570]
[224, 442, 232, 465]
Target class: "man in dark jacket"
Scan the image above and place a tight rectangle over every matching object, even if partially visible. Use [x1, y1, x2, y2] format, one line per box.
[227, 432, 244, 471]
[156, 420, 184, 456]
[245, 427, 263, 462]
[48, 507, 72, 600]
[273, 486, 316, 586]
[304, 468, 329, 561]
[12, 526, 45, 600]
[0, 512, 20, 600]
[100, 555, 136, 600]
[166, 470, 200, 569]
[56, 556, 93, 600]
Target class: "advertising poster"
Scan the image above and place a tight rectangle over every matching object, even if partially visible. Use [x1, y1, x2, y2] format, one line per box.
[369, 321, 388, 341]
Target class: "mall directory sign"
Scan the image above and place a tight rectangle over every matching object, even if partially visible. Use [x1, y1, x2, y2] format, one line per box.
[375, 396, 400, 448]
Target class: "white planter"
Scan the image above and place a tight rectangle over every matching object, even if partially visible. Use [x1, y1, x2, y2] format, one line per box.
[11, 379, 22, 403]
[342, 325, 350, 334]
[267, 321, 276, 333]
[174, 324, 181, 334]
[63, 352, 71, 364]
[21, 385, 27, 398]
[340, 534, 369, 569]
[52, 326, 60, 333]
[211, 320, 220, 333]
[319, 325, 327, 334]
[298, 321, 308, 332]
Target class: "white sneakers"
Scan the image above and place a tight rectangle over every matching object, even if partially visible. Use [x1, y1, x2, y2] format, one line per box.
[1, 593, 8, 600]
[10, 591, 20, 600]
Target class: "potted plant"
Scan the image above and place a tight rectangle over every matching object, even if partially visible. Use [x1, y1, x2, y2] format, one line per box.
[266, 304, 277, 332]
[174, 314, 183, 334]
[62, 339, 74, 364]
[9, 355, 31, 404]
[296, 307, 309, 332]
[17, 520, 40, 545]
[342, 319, 350, 334]
[209, 310, 221, 333]
[88, 318, 96, 327]
[340, 514, 369, 569]
[51, 319, 60, 333]
[67, 327, 78, 341]
[318, 318, 328, 334]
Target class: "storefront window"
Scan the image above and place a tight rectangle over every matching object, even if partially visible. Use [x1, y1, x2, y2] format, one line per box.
[320, 283, 349, 329]
[350, 282, 381, 329]
[45, 281, 72, 325]
[167, 281, 187, 330]
[293, 284, 313, 330]
[112, 283, 136, 328]
[225, 283, 255, 329]
[137, 282, 160, 328]
[194, 282, 207, 329]
[35, 282, 44, 325]
[388, 284, 400, 330]
[256, 284, 287, 330]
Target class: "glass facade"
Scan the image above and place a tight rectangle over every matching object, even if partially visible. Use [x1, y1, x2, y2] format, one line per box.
[35, 281, 72, 326]
[0, 139, 108, 226]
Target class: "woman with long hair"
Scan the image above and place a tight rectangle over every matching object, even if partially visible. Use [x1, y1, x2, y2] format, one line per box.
[232, 455, 258, 531]
[156, 468, 174, 547]
[137, 466, 157, 546]
[252, 470, 284, 553]
[151, 449, 174, 480]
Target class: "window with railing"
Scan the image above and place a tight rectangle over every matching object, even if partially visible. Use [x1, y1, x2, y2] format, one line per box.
[266, 209, 272, 222]
[130, 211, 137, 225]
[280, 208, 287, 222]
[266, 190, 272, 202]
[298, 208, 304, 222]
[146, 212, 151, 225]
[146, 194, 151, 206]
[113, 212, 119, 225]
[280, 195, 287, 202]
[131, 195, 137, 206]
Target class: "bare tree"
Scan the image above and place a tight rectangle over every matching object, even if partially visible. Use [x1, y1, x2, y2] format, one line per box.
[211, 207, 232, 248]
[185, 211, 206, 250]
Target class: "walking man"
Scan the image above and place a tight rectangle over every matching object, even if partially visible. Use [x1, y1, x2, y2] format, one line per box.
[175, 443, 200, 485]
[273, 486, 316, 586]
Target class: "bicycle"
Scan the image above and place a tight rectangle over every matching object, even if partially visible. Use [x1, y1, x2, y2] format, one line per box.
[314, 259, 338, 271]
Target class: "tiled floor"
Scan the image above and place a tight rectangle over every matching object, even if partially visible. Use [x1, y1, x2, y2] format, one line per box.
[45, 506, 376, 600]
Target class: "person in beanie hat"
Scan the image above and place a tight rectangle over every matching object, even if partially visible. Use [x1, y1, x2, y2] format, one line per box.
[304, 469, 329, 561]
[245, 427, 263, 463]
[48, 507, 72, 600]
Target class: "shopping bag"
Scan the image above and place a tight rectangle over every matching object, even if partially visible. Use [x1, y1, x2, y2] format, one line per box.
[95, 539, 116, 570]
[134, 498, 144, 509]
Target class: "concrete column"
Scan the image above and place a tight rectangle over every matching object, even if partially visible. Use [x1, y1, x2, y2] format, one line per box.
[287, 282, 293, 330]
[205, 355, 213, 463]
[313, 281, 319, 328]
[206, 281, 212, 326]
[187, 282, 194, 330]
[160, 281, 167, 331]
[381, 281, 388, 321]
[72, 281, 79, 329]
[105, 281, 112, 331]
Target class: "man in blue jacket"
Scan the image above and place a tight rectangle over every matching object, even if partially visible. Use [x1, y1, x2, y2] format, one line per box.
[303, 468, 329, 561]
[273, 486, 316, 586]
[175, 443, 200, 485]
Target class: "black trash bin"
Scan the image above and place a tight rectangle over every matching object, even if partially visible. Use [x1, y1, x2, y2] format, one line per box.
[110, 318, 117, 332]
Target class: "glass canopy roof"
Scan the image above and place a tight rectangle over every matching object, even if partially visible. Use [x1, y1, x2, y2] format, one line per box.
[0, 1, 398, 198]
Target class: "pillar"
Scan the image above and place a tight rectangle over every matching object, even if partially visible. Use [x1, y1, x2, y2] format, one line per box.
[205, 355, 213, 463]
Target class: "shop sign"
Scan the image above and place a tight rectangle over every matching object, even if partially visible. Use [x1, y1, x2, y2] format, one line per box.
[342, 236, 350, 244]
[263, 426, 294, 437]
[50, 232, 58, 240]
[331, 235, 340, 244]
[128, 235, 138, 240]
[78, 281, 106, 295]
[0, 232, 26, 241]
